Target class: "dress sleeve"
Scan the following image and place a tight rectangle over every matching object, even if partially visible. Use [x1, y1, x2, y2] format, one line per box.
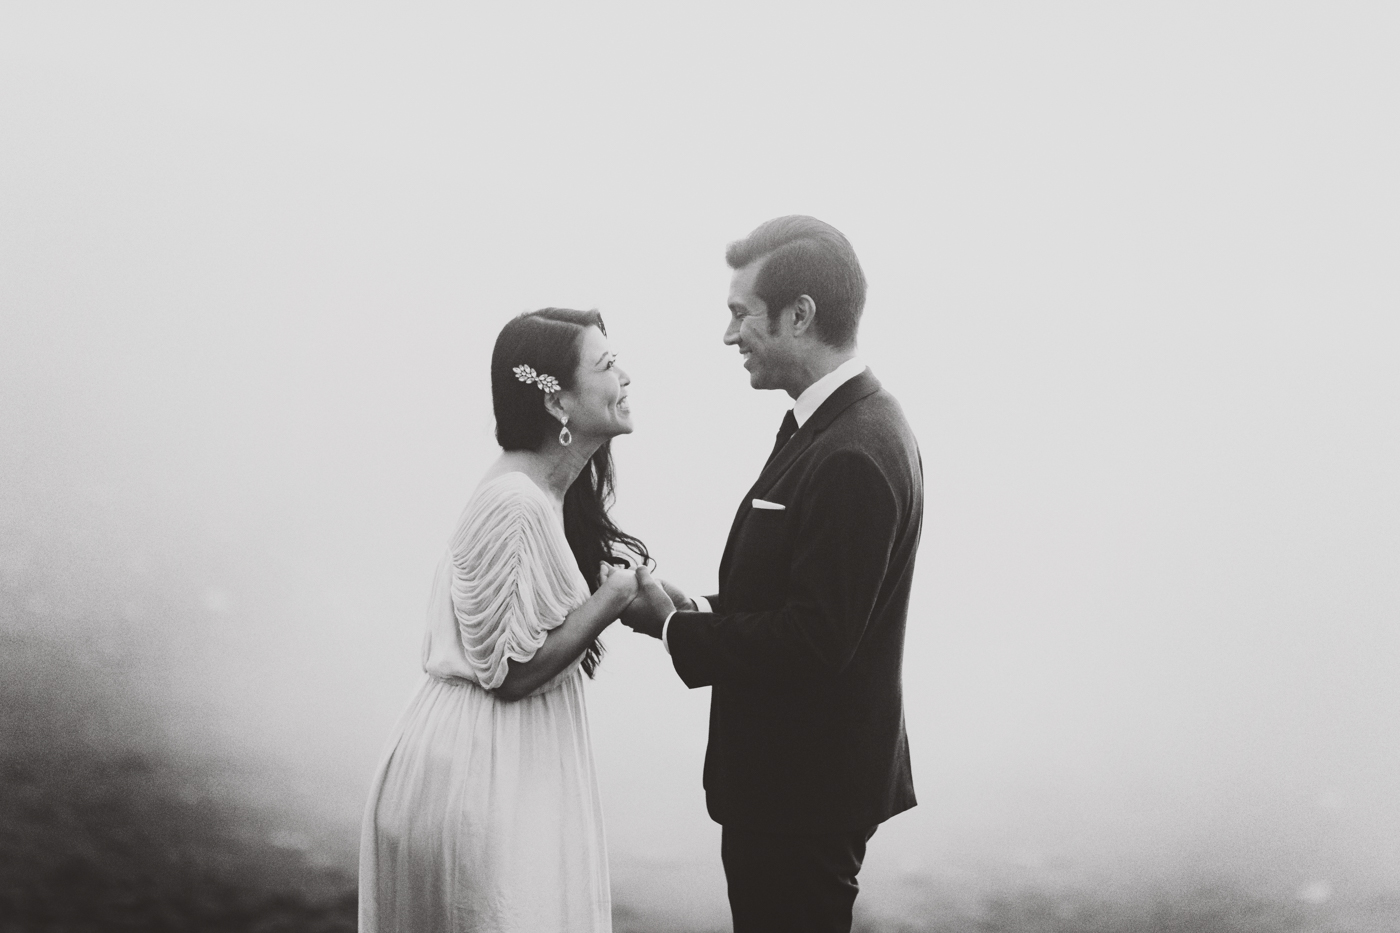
[447, 481, 581, 691]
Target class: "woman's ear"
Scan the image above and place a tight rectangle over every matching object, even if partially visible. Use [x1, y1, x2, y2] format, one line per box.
[542, 391, 569, 424]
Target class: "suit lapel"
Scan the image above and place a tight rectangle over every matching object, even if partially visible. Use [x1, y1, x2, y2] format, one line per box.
[718, 369, 884, 584]
[745, 368, 882, 501]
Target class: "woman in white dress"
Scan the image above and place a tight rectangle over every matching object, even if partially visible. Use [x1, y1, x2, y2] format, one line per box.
[360, 308, 649, 932]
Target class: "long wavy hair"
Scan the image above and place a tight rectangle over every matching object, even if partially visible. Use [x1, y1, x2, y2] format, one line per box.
[490, 308, 651, 677]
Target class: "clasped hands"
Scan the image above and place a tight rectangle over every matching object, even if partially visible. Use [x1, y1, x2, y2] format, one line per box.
[598, 562, 692, 639]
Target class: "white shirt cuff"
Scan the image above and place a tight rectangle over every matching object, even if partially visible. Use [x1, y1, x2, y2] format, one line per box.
[662, 596, 712, 655]
[662, 611, 677, 654]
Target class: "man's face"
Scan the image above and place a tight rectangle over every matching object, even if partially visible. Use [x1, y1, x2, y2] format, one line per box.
[724, 259, 793, 392]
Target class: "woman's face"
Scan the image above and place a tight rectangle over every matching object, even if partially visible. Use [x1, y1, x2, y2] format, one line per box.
[561, 326, 632, 441]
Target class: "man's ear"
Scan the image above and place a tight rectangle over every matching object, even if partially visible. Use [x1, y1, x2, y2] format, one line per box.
[789, 294, 817, 336]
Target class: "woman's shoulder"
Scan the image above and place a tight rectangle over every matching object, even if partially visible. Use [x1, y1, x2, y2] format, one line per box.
[474, 470, 550, 505]
[454, 472, 554, 541]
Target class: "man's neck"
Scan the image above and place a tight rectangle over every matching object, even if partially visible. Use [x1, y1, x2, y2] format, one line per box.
[786, 345, 859, 400]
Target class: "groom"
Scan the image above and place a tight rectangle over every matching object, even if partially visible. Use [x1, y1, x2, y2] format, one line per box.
[622, 215, 923, 933]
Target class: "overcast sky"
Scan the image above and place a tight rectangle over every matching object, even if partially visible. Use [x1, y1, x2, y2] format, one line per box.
[3, 2, 1398, 917]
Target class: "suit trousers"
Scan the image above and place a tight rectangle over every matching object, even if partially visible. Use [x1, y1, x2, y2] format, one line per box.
[721, 823, 878, 933]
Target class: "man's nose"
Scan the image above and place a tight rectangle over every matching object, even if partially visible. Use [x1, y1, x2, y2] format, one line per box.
[617, 367, 631, 387]
[723, 318, 740, 344]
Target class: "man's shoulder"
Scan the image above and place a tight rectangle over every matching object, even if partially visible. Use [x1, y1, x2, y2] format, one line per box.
[802, 385, 921, 498]
[821, 383, 916, 448]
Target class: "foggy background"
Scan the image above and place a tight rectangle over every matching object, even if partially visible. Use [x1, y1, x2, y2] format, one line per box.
[2, 4, 1398, 930]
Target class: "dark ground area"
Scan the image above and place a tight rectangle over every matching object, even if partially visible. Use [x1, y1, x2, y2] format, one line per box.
[0, 742, 357, 933]
[0, 607, 357, 933]
[5, 592, 1398, 933]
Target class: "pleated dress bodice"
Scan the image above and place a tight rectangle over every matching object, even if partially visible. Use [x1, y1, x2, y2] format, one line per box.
[422, 471, 592, 696]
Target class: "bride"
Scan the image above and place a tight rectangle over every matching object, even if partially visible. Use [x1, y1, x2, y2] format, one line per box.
[359, 307, 648, 932]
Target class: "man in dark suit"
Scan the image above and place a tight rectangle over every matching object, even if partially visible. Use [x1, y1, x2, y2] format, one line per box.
[622, 215, 924, 933]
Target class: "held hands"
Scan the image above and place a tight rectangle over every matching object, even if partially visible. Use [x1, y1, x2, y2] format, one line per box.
[602, 562, 683, 639]
[598, 561, 639, 606]
[619, 567, 675, 639]
[658, 578, 695, 613]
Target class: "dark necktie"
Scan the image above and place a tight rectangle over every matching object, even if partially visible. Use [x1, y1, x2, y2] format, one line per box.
[766, 409, 799, 466]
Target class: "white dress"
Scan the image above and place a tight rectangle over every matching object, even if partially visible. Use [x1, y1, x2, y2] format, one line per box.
[359, 472, 611, 932]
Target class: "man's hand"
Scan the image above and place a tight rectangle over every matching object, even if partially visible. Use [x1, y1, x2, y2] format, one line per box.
[619, 567, 675, 639]
[658, 577, 695, 613]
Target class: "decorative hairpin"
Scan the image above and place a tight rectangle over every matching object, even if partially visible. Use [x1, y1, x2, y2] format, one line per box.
[513, 364, 561, 393]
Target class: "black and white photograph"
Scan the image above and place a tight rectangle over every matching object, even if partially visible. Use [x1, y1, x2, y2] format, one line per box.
[2, 5, 1397, 932]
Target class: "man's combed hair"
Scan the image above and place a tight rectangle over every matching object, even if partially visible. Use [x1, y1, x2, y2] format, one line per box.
[725, 215, 867, 348]
[490, 308, 651, 677]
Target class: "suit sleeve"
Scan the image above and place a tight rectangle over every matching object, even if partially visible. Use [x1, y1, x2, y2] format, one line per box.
[668, 450, 900, 688]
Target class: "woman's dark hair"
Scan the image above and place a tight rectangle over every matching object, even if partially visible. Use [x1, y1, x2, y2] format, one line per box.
[490, 308, 651, 677]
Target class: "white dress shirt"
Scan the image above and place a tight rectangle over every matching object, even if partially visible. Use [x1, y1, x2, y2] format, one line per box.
[790, 356, 867, 428]
[661, 358, 866, 652]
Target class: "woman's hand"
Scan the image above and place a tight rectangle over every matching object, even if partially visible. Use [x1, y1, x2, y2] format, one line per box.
[598, 562, 638, 606]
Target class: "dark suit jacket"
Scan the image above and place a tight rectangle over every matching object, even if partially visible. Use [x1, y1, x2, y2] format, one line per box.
[667, 368, 922, 833]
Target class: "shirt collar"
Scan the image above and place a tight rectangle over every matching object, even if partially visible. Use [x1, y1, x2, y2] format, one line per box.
[791, 357, 867, 428]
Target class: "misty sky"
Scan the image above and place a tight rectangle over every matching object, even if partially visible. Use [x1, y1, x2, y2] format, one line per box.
[2, 3, 1398, 918]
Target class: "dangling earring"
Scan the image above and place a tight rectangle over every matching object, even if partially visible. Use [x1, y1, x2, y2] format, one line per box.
[558, 415, 572, 447]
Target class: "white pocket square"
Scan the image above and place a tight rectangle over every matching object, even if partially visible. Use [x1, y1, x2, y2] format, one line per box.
[751, 498, 786, 510]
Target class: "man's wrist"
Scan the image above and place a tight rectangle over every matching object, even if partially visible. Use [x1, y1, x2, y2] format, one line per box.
[661, 595, 710, 653]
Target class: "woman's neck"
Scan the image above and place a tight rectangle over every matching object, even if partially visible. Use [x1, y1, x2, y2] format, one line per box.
[491, 437, 604, 508]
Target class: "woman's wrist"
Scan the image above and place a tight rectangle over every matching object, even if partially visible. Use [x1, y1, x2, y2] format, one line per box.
[600, 576, 636, 616]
